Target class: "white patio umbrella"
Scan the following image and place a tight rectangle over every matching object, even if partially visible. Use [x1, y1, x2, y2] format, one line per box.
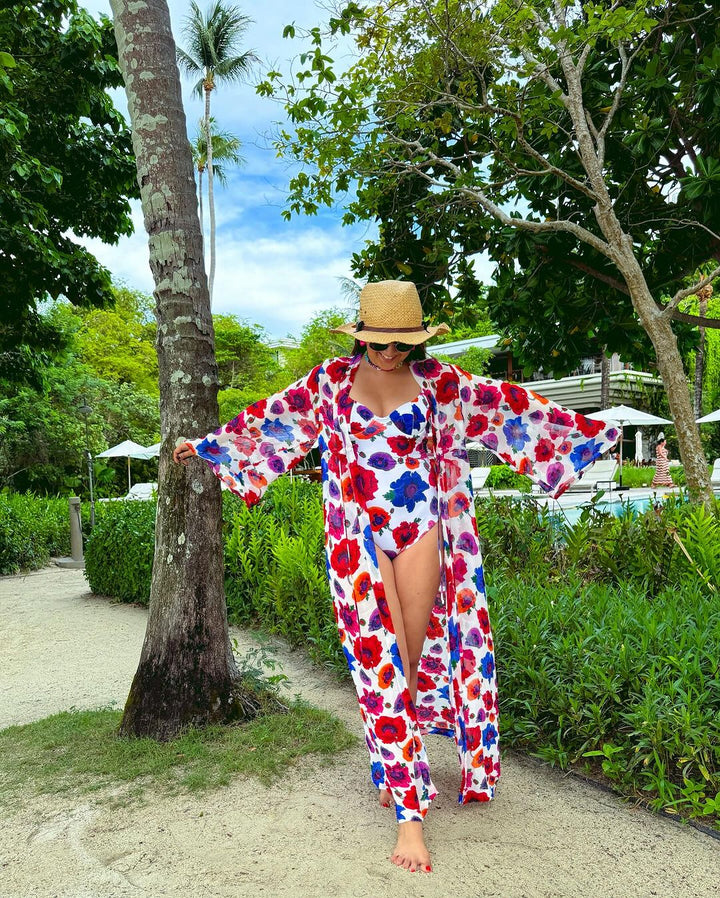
[131, 441, 161, 459]
[697, 408, 720, 424]
[586, 405, 672, 489]
[95, 439, 153, 491]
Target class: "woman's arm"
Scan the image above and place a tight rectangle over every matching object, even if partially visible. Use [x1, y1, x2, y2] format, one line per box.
[174, 365, 323, 506]
[456, 368, 620, 499]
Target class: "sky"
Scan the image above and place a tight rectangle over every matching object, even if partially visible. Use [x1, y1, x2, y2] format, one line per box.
[79, 0, 374, 340]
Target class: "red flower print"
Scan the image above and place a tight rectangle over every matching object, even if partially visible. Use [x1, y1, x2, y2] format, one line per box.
[558, 439, 572, 454]
[349, 463, 378, 504]
[461, 649, 477, 676]
[448, 492, 471, 518]
[246, 398, 267, 418]
[426, 614, 444, 638]
[436, 371, 459, 404]
[457, 588, 474, 613]
[367, 506, 391, 531]
[393, 521, 419, 550]
[231, 435, 255, 455]
[534, 438, 555, 462]
[402, 738, 415, 762]
[417, 671, 435, 693]
[386, 762, 412, 789]
[378, 663, 395, 689]
[247, 470, 267, 489]
[517, 457, 533, 476]
[501, 382, 529, 415]
[463, 790, 491, 803]
[353, 572, 372, 603]
[466, 677, 482, 700]
[482, 690, 494, 710]
[545, 407, 574, 433]
[405, 457, 420, 470]
[575, 413, 605, 437]
[357, 635, 383, 669]
[386, 435, 413, 455]
[466, 414, 488, 438]
[286, 387, 312, 413]
[452, 555, 468, 582]
[330, 539, 360, 578]
[359, 689, 384, 716]
[341, 477, 353, 502]
[402, 789, 420, 811]
[478, 607, 490, 633]
[483, 756, 495, 774]
[465, 726, 482, 751]
[375, 715, 408, 744]
[490, 411, 504, 426]
[474, 383, 501, 412]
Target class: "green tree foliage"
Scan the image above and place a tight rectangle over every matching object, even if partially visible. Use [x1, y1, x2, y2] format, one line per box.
[0, 294, 160, 496]
[277, 308, 355, 383]
[0, 1, 138, 386]
[265, 2, 719, 378]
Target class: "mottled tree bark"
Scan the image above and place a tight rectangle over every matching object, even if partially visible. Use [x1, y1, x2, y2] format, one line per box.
[600, 350, 610, 410]
[110, 0, 243, 739]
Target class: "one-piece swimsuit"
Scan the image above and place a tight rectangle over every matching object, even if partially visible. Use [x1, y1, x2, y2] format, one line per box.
[348, 393, 438, 559]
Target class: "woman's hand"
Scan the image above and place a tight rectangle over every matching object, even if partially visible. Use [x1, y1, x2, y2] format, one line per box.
[173, 440, 195, 466]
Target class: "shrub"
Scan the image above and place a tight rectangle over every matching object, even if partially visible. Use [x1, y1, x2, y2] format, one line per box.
[485, 465, 532, 491]
[84, 499, 156, 603]
[0, 491, 75, 574]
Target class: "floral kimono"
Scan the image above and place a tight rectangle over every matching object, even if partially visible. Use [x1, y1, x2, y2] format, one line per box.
[188, 354, 619, 822]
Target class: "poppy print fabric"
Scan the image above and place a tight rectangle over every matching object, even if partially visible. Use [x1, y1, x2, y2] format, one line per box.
[187, 354, 619, 822]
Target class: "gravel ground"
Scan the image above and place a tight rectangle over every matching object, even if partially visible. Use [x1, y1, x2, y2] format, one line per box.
[0, 565, 717, 898]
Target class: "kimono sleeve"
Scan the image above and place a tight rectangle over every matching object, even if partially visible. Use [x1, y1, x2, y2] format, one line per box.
[186, 365, 322, 506]
[458, 370, 620, 499]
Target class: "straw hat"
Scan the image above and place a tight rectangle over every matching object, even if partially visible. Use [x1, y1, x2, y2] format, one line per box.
[330, 280, 450, 345]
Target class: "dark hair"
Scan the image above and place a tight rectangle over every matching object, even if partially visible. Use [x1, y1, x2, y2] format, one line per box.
[352, 339, 427, 361]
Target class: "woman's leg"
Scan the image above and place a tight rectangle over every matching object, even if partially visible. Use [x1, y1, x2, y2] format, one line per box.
[374, 528, 440, 873]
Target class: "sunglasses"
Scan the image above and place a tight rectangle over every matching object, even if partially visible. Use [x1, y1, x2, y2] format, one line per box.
[368, 341, 415, 353]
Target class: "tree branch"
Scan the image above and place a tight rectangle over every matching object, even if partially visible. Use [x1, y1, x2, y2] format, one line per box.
[660, 264, 720, 319]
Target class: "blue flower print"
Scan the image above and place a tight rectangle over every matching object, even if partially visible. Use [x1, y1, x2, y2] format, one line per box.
[503, 416, 531, 452]
[570, 438, 603, 471]
[371, 761, 385, 786]
[480, 651, 495, 679]
[390, 640, 405, 673]
[482, 723, 498, 749]
[261, 417, 296, 443]
[384, 470, 428, 512]
[196, 438, 231, 466]
[390, 403, 425, 435]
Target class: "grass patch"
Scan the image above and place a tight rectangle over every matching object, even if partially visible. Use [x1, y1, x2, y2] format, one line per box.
[0, 702, 356, 808]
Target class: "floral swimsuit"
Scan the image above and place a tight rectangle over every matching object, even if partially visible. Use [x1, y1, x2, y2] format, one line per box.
[348, 394, 438, 559]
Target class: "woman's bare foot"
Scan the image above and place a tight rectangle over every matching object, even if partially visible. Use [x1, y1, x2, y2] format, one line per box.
[390, 821, 432, 872]
[379, 788, 392, 808]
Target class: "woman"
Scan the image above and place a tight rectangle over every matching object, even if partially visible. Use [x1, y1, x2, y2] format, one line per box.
[651, 432, 674, 488]
[173, 280, 619, 873]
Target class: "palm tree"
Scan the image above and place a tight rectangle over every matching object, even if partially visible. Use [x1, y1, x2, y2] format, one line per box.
[109, 0, 247, 738]
[191, 117, 244, 244]
[177, 1, 256, 306]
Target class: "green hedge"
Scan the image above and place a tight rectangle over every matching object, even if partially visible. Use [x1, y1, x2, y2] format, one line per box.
[0, 491, 77, 574]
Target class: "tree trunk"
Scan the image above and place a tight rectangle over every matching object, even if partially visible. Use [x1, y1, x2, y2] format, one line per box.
[612, 243, 713, 507]
[694, 292, 708, 417]
[600, 350, 610, 409]
[198, 166, 205, 251]
[110, 0, 244, 739]
[205, 84, 216, 308]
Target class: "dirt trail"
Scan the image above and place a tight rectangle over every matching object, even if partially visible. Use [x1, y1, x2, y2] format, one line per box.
[0, 566, 716, 898]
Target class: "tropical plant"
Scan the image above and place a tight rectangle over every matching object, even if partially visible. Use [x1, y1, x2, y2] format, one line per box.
[190, 117, 244, 240]
[177, 1, 256, 305]
[111, 0, 248, 740]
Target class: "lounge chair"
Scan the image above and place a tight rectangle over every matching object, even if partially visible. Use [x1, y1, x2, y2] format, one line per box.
[711, 459, 720, 487]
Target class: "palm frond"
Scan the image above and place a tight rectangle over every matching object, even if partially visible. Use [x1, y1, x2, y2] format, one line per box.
[213, 49, 257, 82]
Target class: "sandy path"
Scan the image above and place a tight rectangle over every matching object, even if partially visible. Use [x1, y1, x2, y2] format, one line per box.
[0, 565, 717, 898]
